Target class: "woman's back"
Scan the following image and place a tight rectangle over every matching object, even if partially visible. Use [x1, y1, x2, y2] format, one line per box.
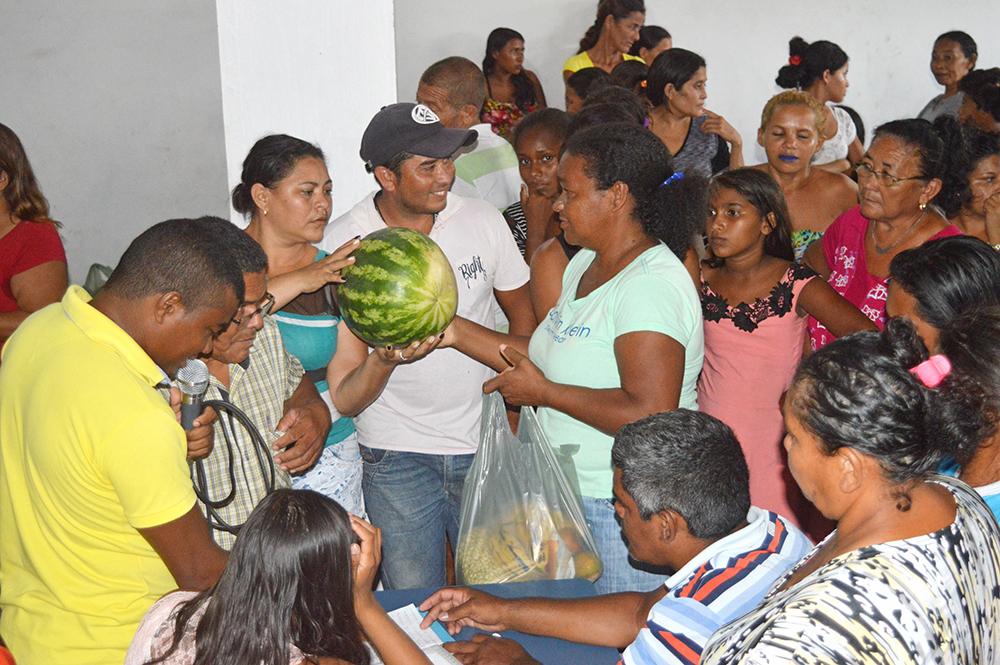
[702, 476, 1000, 664]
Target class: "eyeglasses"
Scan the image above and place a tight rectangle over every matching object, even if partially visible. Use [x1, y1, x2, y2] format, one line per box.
[231, 292, 275, 326]
[855, 162, 926, 188]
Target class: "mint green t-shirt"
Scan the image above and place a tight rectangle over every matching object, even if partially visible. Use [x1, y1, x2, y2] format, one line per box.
[528, 244, 704, 498]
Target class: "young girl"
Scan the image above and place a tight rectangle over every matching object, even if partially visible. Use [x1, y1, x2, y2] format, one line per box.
[127, 490, 432, 665]
[754, 91, 857, 260]
[698, 169, 874, 525]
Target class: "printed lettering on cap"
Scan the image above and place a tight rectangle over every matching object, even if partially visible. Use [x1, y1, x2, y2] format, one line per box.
[411, 104, 440, 125]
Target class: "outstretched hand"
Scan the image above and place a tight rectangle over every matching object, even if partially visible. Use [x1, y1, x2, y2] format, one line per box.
[481, 345, 551, 407]
[418, 587, 508, 635]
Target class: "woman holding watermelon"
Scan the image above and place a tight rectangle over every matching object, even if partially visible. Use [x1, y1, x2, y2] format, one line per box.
[445, 123, 708, 594]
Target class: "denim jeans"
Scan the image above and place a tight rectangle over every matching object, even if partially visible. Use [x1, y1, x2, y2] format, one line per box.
[582, 496, 669, 595]
[360, 445, 475, 589]
[291, 433, 364, 517]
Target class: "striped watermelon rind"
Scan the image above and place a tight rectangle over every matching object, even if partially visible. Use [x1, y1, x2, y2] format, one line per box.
[337, 227, 458, 347]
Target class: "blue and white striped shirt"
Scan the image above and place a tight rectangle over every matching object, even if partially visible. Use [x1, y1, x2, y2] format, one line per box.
[622, 507, 811, 665]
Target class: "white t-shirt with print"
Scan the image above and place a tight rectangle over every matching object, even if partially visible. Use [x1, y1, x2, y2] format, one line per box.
[322, 192, 529, 454]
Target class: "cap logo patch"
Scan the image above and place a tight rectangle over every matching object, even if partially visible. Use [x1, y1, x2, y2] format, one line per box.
[411, 104, 440, 125]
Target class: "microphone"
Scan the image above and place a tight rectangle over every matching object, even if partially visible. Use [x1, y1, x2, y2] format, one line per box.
[176, 358, 210, 430]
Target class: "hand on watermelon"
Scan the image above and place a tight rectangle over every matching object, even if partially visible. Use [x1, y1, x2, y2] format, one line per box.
[482, 345, 552, 407]
[290, 237, 359, 294]
[371, 334, 443, 366]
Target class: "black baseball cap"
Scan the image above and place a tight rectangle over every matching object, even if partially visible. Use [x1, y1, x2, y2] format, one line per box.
[360, 103, 477, 172]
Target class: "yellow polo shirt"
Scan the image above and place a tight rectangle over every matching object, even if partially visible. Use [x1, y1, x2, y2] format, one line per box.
[0, 286, 196, 665]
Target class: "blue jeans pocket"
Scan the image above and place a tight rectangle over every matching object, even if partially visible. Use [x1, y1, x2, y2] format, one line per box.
[359, 444, 389, 467]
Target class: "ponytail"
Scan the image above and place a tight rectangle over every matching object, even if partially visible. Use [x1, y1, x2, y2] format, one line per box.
[577, 0, 646, 53]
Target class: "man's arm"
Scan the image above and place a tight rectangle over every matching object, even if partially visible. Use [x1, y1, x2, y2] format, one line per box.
[273, 377, 331, 473]
[420, 586, 667, 649]
[328, 321, 440, 417]
[137, 504, 227, 590]
[495, 284, 536, 337]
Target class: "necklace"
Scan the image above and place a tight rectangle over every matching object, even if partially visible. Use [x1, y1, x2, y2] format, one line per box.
[869, 210, 926, 255]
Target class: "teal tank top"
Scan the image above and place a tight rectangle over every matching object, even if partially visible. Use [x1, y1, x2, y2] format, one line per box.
[272, 250, 355, 446]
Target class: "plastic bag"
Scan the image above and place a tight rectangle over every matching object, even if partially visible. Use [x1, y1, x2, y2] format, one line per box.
[83, 263, 113, 296]
[456, 392, 602, 584]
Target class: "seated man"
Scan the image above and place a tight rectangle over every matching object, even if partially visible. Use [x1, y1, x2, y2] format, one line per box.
[186, 219, 331, 548]
[417, 56, 521, 211]
[419, 410, 812, 664]
[0, 218, 240, 665]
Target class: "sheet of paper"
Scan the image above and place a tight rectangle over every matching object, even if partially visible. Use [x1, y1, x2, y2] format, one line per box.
[367, 603, 460, 665]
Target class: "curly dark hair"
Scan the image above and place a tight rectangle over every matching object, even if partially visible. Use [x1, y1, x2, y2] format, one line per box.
[789, 318, 986, 490]
[563, 123, 708, 257]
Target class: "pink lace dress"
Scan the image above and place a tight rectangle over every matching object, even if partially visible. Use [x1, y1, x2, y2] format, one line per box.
[808, 206, 962, 349]
[698, 263, 817, 526]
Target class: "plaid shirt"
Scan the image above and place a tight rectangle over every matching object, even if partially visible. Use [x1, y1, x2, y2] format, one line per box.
[186, 317, 304, 549]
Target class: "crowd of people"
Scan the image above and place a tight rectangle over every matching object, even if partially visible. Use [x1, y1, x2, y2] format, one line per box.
[2, 1, 1000, 664]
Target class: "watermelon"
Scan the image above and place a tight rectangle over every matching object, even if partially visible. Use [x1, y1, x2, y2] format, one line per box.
[336, 227, 458, 347]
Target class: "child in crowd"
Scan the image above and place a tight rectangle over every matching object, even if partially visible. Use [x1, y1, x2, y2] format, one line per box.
[127, 490, 432, 665]
[698, 169, 874, 526]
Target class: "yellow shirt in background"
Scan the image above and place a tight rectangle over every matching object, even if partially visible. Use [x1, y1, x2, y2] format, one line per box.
[562, 50, 644, 74]
[0, 286, 196, 665]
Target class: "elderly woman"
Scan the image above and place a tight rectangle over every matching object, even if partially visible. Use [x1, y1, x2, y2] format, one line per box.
[0, 123, 67, 352]
[232, 134, 360, 513]
[563, 0, 645, 80]
[805, 119, 962, 349]
[886, 236, 1000, 518]
[445, 123, 707, 594]
[754, 91, 858, 260]
[646, 48, 743, 177]
[701, 318, 1000, 663]
[919, 31, 978, 122]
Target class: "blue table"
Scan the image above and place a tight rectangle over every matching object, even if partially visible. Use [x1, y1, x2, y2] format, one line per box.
[376, 578, 620, 664]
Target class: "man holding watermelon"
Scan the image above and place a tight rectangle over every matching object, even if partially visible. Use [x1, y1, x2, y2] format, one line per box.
[324, 102, 534, 589]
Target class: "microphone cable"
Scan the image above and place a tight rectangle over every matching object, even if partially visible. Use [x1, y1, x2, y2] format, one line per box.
[190, 398, 278, 535]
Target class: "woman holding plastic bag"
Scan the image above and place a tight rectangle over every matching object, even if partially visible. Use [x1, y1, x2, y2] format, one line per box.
[444, 123, 707, 594]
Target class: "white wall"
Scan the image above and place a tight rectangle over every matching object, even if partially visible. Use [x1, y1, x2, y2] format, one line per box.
[394, 0, 999, 162]
[1, 0, 229, 280]
[216, 0, 398, 225]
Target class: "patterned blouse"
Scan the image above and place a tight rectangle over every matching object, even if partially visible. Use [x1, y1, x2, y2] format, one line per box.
[701, 476, 1000, 665]
[481, 98, 538, 142]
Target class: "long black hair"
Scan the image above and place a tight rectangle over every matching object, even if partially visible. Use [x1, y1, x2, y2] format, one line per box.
[563, 123, 708, 258]
[707, 169, 795, 264]
[775, 37, 848, 90]
[577, 0, 645, 53]
[482, 27, 537, 112]
[147, 490, 370, 665]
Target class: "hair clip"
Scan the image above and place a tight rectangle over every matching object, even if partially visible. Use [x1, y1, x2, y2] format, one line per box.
[660, 172, 685, 188]
[789, 55, 802, 66]
[909, 354, 952, 388]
